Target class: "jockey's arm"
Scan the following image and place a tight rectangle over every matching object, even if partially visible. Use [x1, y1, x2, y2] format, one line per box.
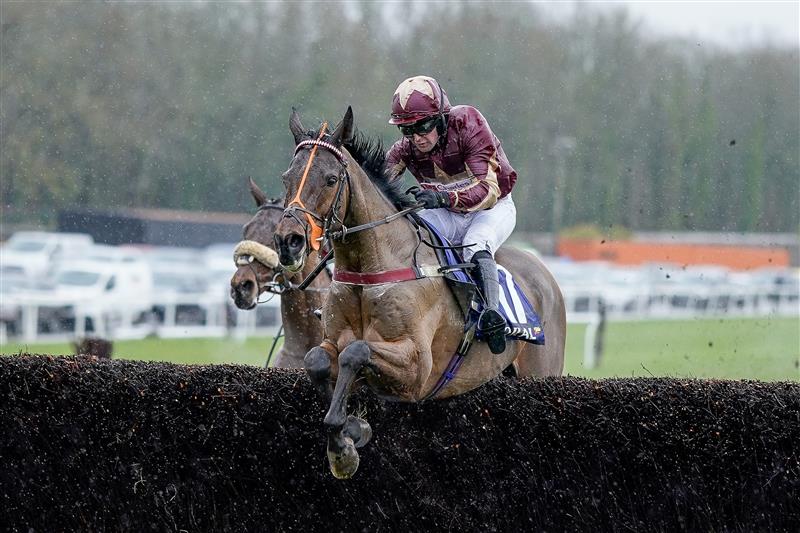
[384, 143, 407, 182]
[451, 119, 502, 213]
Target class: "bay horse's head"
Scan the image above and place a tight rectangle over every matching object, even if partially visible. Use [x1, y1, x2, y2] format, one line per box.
[274, 107, 354, 272]
[230, 177, 285, 309]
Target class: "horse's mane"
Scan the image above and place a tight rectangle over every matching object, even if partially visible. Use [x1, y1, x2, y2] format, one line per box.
[308, 124, 415, 211]
[345, 130, 416, 210]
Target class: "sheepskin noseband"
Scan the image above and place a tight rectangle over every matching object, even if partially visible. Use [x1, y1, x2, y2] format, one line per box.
[233, 240, 279, 269]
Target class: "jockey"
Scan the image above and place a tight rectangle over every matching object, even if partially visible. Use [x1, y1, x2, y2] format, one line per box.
[385, 75, 517, 355]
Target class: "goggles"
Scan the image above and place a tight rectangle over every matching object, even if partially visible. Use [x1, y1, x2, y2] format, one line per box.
[398, 116, 439, 137]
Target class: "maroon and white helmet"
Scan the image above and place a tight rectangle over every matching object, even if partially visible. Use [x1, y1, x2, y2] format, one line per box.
[388, 75, 451, 125]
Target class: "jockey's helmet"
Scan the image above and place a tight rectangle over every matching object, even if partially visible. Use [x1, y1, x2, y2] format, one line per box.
[389, 75, 451, 125]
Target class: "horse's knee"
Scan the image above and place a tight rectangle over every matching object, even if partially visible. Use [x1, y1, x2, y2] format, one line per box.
[339, 340, 371, 371]
[304, 346, 331, 382]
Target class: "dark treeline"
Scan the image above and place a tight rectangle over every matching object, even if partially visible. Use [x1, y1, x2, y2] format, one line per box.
[2, 1, 798, 233]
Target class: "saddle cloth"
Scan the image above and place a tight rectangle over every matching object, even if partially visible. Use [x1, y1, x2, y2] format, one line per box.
[420, 218, 545, 346]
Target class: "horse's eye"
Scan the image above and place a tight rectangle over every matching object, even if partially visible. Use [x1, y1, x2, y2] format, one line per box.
[326, 175, 338, 186]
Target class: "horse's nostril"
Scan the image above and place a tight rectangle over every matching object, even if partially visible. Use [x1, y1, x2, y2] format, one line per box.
[240, 279, 255, 294]
[287, 234, 305, 251]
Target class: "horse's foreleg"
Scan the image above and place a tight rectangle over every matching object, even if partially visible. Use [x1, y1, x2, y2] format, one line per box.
[323, 340, 372, 479]
[324, 340, 371, 428]
[304, 345, 334, 399]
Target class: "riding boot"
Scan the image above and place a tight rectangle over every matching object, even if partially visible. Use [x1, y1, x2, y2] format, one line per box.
[471, 250, 507, 354]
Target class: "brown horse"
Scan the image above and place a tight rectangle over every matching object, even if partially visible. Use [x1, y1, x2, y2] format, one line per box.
[230, 178, 329, 368]
[274, 107, 566, 478]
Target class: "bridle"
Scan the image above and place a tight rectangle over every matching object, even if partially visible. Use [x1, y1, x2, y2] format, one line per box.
[234, 202, 327, 303]
[281, 123, 351, 255]
[283, 125, 425, 262]
[279, 120, 479, 399]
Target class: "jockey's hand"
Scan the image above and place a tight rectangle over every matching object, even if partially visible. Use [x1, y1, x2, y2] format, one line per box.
[414, 189, 451, 209]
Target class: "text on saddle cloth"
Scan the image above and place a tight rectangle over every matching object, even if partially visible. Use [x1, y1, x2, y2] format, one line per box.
[420, 219, 545, 346]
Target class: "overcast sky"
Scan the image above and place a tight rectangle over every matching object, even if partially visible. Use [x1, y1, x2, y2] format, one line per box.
[543, 1, 799, 48]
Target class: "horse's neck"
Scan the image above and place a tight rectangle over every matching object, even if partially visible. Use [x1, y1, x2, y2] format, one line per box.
[333, 169, 423, 273]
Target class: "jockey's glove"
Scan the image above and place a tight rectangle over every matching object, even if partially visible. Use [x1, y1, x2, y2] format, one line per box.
[414, 189, 451, 209]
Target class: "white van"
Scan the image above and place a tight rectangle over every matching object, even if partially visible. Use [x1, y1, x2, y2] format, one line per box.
[16, 257, 155, 339]
[0, 231, 94, 279]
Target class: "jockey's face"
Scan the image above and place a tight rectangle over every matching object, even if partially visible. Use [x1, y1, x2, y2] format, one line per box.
[411, 128, 439, 153]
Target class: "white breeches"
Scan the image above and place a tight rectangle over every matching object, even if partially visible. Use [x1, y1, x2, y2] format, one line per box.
[418, 194, 517, 261]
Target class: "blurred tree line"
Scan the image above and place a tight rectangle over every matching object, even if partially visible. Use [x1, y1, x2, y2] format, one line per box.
[2, 1, 798, 233]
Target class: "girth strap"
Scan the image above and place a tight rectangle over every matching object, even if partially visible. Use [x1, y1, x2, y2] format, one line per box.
[420, 319, 477, 401]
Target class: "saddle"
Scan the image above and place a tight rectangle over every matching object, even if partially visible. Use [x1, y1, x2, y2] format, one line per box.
[414, 216, 545, 346]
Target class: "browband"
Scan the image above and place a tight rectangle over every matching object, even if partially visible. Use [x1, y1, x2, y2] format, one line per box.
[294, 139, 347, 164]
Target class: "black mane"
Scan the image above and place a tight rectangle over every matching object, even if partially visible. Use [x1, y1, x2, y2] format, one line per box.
[344, 131, 416, 210]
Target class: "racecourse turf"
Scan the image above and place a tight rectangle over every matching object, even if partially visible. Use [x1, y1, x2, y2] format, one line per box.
[1, 317, 797, 381]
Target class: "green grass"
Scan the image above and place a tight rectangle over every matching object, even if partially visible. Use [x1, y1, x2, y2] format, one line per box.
[2, 317, 798, 381]
[564, 317, 799, 381]
[1, 336, 277, 368]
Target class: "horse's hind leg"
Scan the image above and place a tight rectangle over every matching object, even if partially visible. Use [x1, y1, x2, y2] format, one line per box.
[515, 338, 565, 377]
[323, 340, 372, 479]
[304, 346, 334, 399]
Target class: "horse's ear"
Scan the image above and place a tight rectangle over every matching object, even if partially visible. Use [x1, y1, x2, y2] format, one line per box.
[330, 106, 354, 147]
[248, 176, 267, 207]
[289, 107, 306, 145]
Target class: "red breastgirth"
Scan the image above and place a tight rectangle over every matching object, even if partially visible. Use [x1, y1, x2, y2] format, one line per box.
[332, 267, 418, 285]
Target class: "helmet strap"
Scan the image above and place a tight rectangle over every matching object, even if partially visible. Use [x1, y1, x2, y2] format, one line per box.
[434, 114, 448, 149]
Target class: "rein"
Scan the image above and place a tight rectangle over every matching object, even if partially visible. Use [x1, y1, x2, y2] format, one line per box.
[286, 137, 467, 286]
[326, 204, 422, 241]
[283, 128, 480, 401]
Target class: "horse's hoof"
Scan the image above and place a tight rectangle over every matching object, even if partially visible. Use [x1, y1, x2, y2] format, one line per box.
[344, 415, 372, 448]
[327, 439, 360, 479]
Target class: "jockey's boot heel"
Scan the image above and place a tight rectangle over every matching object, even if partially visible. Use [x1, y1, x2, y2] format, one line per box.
[471, 250, 507, 354]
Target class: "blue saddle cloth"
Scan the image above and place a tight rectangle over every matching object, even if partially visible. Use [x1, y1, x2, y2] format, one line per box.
[421, 219, 545, 346]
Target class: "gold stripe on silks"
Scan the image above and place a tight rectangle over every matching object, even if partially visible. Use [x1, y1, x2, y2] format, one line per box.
[389, 161, 407, 182]
[460, 152, 501, 213]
